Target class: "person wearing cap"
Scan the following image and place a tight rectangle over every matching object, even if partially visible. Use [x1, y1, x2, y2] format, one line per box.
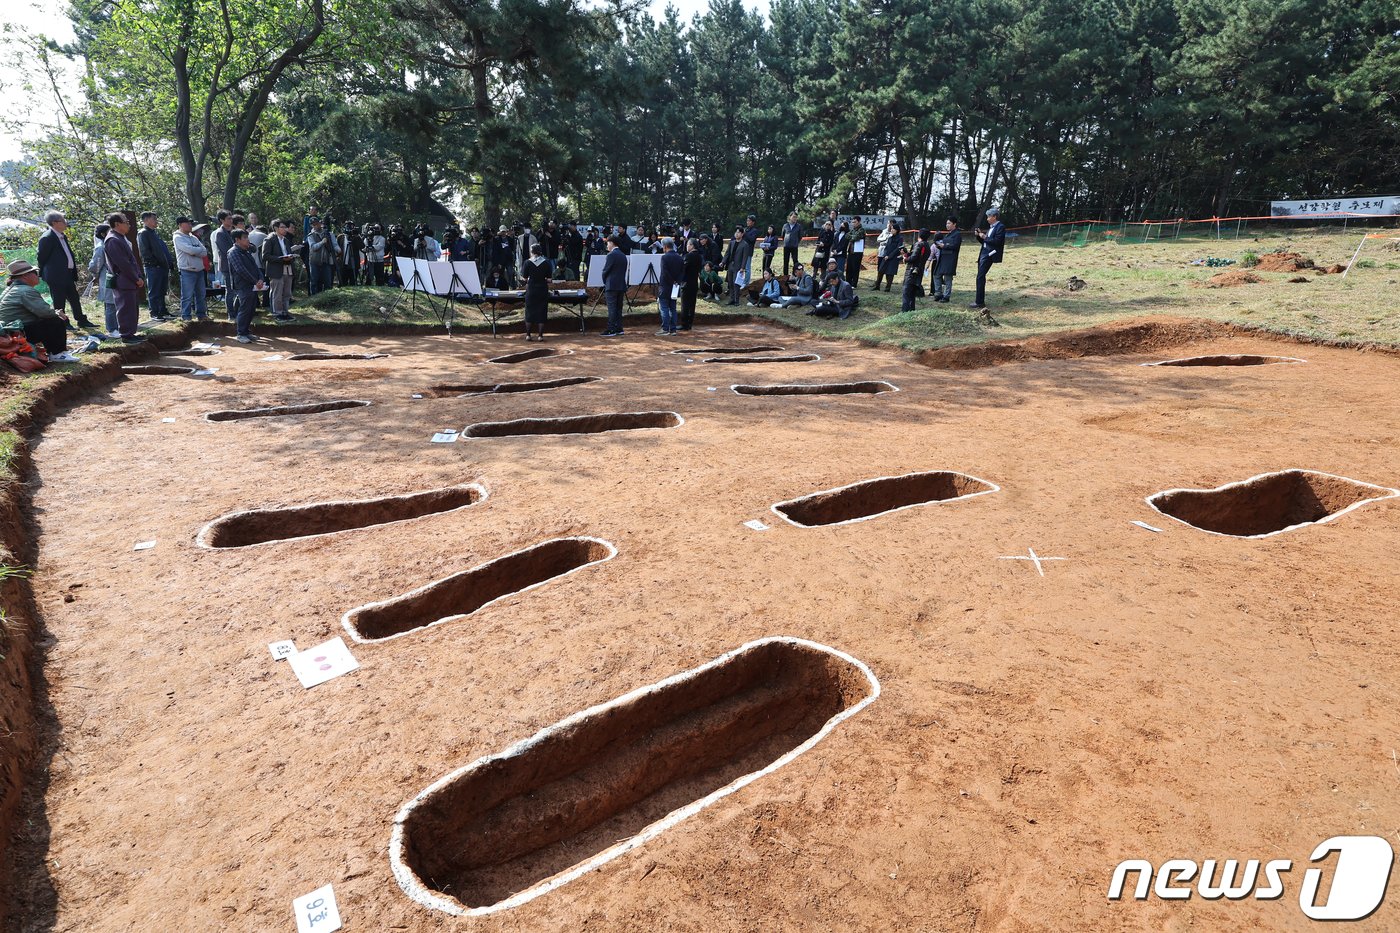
[172, 216, 210, 322]
[491, 225, 516, 287]
[137, 211, 175, 321]
[103, 213, 146, 342]
[0, 260, 81, 362]
[971, 208, 1004, 317]
[305, 217, 336, 295]
[777, 263, 814, 308]
[36, 210, 99, 331]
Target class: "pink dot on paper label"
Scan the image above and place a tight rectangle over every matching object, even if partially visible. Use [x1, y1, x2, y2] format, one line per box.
[314, 655, 327, 662]
[319, 663, 332, 671]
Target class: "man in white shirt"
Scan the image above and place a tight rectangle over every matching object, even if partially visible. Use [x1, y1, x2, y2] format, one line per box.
[261, 219, 297, 320]
[35, 210, 98, 330]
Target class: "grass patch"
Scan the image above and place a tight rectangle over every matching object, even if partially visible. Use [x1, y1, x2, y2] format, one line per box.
[266, 228, 1399, 350]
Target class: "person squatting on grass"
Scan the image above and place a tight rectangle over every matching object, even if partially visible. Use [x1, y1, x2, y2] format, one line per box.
[0, 259, 81, 362]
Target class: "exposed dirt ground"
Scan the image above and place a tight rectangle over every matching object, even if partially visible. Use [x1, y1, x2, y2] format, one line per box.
[14, 321, 1400, 931]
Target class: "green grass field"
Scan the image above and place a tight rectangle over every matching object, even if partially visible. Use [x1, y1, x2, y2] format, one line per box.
[249, 226, 1400, 350]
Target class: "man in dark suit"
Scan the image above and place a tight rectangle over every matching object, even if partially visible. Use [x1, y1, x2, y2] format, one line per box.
[931, 217, 961, 302]
[103, 212, 146, 342]
[36, 210, 98, 330]
[656, 237, 685, 335]
[971, 207, 1004, 322]
[601, 235, 628, 337]
[137, 211, 176, 320]
[561, 222, 584, 281]
[680, 237, 702, 331]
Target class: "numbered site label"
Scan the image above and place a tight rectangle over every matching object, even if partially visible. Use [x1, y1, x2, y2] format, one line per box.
[293, 883, 342, 932]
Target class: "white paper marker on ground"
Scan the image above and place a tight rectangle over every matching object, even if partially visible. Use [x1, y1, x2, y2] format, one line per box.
[133, 540, 156, 551]
[1131, 520, 1163, 533]
[743, 519, 769, 531]
[431, 430, 459, 444]
[268, 640, 297, 661]
[411, 393, 424, 399]
[707, 387, 718, 391]
[292, 883, 342, 933]
[289, 637, 359, 689]
[261, 355, 284, 362]
[192, 368, 218, 376]
[190, 341, 217, 350]
[161, 417, 176, 423]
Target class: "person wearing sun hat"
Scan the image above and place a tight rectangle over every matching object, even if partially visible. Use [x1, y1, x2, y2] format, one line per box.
[0, 260, 81, 362]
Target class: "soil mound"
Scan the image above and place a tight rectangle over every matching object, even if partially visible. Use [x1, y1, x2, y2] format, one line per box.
[1254, 251, 1314, 273]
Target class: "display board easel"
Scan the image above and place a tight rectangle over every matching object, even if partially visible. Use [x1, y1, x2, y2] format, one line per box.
[625, 254, 663, 311]
[388, 256, 431, 321]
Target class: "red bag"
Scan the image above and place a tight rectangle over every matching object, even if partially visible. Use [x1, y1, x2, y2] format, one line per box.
[0, 331, 46, 372]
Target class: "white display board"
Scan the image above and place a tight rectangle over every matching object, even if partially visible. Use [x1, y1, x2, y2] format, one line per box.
[395, 256, 426, 291]
[586, 253, 606, 288]
[402, 259, 482, 296]
[585, 252, 662, 287]
[627, 254, 662, 285]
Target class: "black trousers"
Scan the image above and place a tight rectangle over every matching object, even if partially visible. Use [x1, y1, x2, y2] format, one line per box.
[782, 246, 799, 277]
[975, 257, 994, 305]
[761, 251, 774, 274]
[24, 317, 68, 355]
[901, 273, 922, 313]
[605, 289, 624, 332]
[680, 285, 697, 329]
[846, 252, 862, 287]
[46, 279, 92, 326]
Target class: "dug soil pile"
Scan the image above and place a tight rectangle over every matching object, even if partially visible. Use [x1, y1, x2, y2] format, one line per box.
[1253, 251, 1315, 273]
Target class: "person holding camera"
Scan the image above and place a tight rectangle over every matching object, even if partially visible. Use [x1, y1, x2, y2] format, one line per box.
[901, 229, 932, 312]
[970, 207, 1004, 318]
[362, 224, 386, 285]
[561, 221, 584, 281]
[337, 222, 362, 286]
[413, 224, 441, 261]
[305, 218, 337, 295]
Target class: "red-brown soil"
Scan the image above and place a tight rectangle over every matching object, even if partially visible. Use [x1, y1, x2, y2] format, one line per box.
[1253, 251, 1315, 273]
[11, 322, 1400, 931]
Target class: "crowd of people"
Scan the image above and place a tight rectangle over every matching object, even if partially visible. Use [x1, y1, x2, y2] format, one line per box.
[0, 202, 1009, 360]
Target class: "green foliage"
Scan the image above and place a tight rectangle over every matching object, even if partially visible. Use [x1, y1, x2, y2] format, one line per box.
[1241, 251, 1259, 267]
[3, 0, 1397, 232]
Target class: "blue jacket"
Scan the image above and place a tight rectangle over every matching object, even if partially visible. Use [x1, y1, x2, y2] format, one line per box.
[659, 251, 685, 291]
[979, 222, 1005, 264]
[602, 248, 627, 291]
[36, 228, 78, 288]
[226, 244, 262, 290]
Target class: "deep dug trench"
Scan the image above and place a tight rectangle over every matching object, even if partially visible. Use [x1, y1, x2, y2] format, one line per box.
[774, 470, 998, 527]
[390, 637, 879, 914]
[198, 483, 487, 548]
[343, 537, 615, 642]
[1147, 469, 1398, 537]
